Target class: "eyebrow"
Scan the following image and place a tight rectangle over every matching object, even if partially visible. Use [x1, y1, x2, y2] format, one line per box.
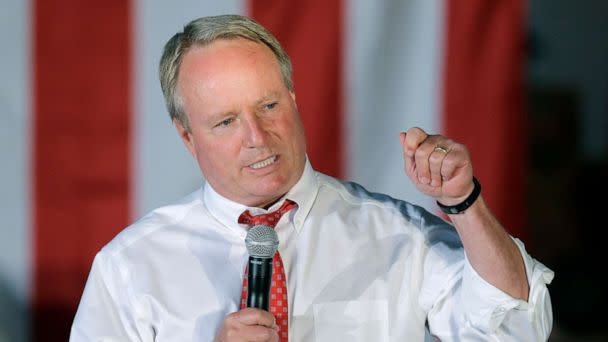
[254, 91, 280, 106]
[206, 91, 282, 123]
[206, 110, 236, 125]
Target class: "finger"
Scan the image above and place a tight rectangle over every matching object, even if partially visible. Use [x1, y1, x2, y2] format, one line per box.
[414, 135, 438, 185]
[399, 132, 416, 179]
[440, 144, 468, 181]
[220, 310, 279, 342]
[403, 127, 428, 157]
[221, 324, 278, 342]
[429, 148, 448, 187]
[233, 308, 277, 329]
[440, 150, 459, 182]
[245, 325, 279, 342]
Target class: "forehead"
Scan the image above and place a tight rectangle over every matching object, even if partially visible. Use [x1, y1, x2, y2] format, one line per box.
[179, 38, 281, 87]
[177, 38, 285, 111]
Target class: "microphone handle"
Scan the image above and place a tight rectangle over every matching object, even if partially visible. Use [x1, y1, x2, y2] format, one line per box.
[247, 256, 274, 310]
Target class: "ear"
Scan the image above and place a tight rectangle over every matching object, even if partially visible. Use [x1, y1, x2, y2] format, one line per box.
[174, 119, 196, 158]
[290, 91, 297, 108]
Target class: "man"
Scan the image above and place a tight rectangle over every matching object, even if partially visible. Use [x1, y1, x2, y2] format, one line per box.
[71, 14, 553, 341]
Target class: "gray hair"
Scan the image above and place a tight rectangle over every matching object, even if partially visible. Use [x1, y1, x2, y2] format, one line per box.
[159, 14, 294, 131]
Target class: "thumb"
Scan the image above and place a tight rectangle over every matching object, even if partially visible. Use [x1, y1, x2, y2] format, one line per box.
[401, 127, 428, 157]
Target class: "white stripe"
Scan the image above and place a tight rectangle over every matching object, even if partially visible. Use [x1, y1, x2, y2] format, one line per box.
[134, 1, 246, 216]
[345, 0, 445, 211]
[0, 0, 31, 340]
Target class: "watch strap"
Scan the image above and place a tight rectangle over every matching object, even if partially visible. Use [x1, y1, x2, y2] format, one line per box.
[436, 176, 481, 214]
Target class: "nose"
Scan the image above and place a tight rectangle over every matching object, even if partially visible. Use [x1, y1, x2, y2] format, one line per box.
[242, 112, 268, 148]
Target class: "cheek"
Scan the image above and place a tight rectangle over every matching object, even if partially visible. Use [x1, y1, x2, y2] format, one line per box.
[288, 118, 306, 149]
[197, 139, 240, 168]
[278, 114, 301, 137]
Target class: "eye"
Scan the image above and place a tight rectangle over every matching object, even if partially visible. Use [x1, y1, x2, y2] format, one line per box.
[264, 102, 278, 110]
[216, 118, 235, 127]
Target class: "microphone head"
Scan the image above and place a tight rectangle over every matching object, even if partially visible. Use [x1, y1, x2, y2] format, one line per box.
[245, 225, 279, 258]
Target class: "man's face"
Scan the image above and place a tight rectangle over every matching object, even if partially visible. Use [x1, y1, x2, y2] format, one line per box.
[176, 38, 307, 207]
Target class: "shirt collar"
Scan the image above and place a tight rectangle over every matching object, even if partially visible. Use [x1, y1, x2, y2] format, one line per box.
[202, 157, 318, 235]
[283, 158, 318, 233]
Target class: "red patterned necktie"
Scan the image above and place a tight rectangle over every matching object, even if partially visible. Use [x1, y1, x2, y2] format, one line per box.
[239, 199, 297, 342]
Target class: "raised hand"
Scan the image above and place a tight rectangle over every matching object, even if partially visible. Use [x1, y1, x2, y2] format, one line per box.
[399, 127, 475, 206]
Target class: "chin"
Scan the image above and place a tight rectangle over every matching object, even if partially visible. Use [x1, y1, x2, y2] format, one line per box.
[256, 186, 287, 199]
[254, 183, 290, 199]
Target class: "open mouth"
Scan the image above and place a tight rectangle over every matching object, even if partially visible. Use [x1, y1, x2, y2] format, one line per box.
[249, 155, 277, 169]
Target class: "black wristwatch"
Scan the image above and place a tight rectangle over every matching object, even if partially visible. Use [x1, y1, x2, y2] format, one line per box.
[436, 177, 481, 214]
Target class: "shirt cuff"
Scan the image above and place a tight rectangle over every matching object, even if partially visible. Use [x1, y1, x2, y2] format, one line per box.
[460, 237, 555, 333]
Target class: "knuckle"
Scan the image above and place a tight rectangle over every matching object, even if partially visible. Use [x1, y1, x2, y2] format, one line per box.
[414, 148, 427, 160]
[453, 142, 467, 153]
[429, 152, 444, 163]
[252, 309, 264, 321]
[443, 154, 457, 167]
[225, 311, 238, 323]
[448, 148, 465, 162]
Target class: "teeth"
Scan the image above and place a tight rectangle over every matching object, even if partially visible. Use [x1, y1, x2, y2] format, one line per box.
[250, 156, 276, 169]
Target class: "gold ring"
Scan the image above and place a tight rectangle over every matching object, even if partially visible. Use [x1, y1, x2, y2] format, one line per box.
[434, 145, 449, 154]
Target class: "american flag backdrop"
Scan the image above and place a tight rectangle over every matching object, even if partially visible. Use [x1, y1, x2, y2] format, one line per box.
[0, 0, 525, 340]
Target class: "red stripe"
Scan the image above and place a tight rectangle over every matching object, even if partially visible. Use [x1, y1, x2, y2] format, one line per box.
[443, 1, 527, 238]
[248, 1, 344, 178]
[32, 1, 132, 339]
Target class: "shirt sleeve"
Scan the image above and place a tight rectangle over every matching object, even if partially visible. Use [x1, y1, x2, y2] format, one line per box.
[69, 252, 152, 342]
[425, 237, 554, 341]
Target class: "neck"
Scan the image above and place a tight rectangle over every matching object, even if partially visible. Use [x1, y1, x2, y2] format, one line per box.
[258, 195, 284, 209]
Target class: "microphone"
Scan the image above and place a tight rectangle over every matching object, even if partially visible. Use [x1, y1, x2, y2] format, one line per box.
[244, 225, 279, 310]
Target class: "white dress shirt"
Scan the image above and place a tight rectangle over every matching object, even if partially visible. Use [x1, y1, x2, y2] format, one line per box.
[70, 160, 554, 341]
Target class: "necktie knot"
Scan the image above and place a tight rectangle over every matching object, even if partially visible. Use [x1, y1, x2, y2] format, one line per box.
[238, 199, 298, 228]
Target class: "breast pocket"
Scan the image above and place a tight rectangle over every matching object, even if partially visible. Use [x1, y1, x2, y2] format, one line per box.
[312, 300, 389, 342]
